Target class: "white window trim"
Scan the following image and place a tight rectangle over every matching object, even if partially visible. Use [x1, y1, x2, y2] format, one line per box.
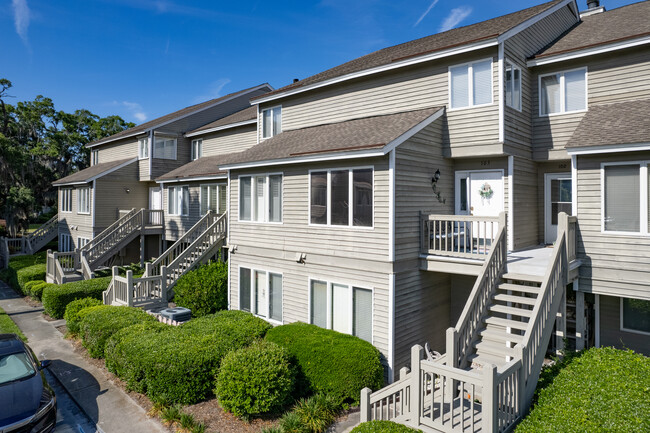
[237, 173, 283, 224]
[620, 297, 650, 336]
[59, 233, 72, 252]
[307, 166, 375, 230]
[153, 136, 177, 160]
[91, 150, 99, 166]
[261, 105, 282, 140]
[238, 265, 283, 325]
[448, 57, 494, 111]
[307, 277, 374, 343]
[77, 237, 90, 249]
[77, 187, 91, 215]
[538, 66, 588, 117]
[504, 59, 522, 112]
[138, 137, 149, 160]
[167, 185, 189, 216]
[191, 139, 203, 161]
[61, 189, 72, 213]
[199, 183, 226, 215]
[600, 161, 649, 236]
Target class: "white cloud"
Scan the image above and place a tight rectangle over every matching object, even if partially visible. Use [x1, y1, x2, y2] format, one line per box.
[439, 6, 472, 32]
[12, 0, 31, 43]
[414, 0, 439, 27]
[193, 78, 231, 103]
[117, 101, 148, 123]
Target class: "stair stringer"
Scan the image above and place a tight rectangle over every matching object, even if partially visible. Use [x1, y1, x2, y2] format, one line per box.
[88, 229, 142, 271]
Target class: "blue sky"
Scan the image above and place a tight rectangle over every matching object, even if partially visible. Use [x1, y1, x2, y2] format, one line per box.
[2, 0, 638, 123]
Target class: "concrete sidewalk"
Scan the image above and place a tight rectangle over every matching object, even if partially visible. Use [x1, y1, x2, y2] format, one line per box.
[0, 282, 167, 433]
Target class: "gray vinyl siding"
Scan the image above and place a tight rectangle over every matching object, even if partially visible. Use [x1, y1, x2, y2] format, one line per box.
[262, 48, 500, 157]
[94, 164, 150, 232]
[512, 156, 539, 250]
[537, 160, 572, 244]
[96, 137, 139, 163]
[599, 295, 650, 356]
[58, 186, 94, 249]
[453, 157, 510, 215]
[139, 159, 150, 180]
[532, 47, 650, 160]
[576, 152, 650, 301]
[150, 135, 192, 180]
[200, 125, 257, 157]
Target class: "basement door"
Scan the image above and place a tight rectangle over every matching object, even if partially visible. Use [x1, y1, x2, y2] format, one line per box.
[544, 173, 572, 244]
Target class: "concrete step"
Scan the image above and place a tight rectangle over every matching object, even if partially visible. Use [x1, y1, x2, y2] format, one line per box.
[474, 340, 518, 358]
[488, 304, 533, 318]
[478, 327, 524, 345]
[497, 283, 540, 295]
[484, 316, 529, 331]
[501, 273, 543, 284]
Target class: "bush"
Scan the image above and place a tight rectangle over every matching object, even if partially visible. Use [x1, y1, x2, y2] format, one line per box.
[173, 261, 227, 317]
[350, 421, 422, 432]
[265, 323, 384, 405]
[41, 276, 111, 319]
[516, 347, 650, 432]
[216, 340, 295, 418]
[79, 306, 156, 358]
[29, 281, 52, 300]
[24, 280, 43, 295]
[64, 297, 103, 335]
[282, 394, 339, 433]
[16, 264, 46, 295]
[106, 310, 272, 405]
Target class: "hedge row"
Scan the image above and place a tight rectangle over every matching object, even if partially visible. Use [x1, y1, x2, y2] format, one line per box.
[42, 276, 111, 318]
[0, 252, 47, 294]
[23, 280, 54, 300]
[174, 261, 227, 317]
[64, 298, 103, 335]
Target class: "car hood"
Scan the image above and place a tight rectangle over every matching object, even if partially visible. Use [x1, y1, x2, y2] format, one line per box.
[0, 372, 43, 427]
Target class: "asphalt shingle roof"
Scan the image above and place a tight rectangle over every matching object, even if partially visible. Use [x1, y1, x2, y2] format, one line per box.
[566, 98, 650, 149]
[156, 154, 233, 181]
[186, 106, 258, 136]
[53, 158, 135, 186]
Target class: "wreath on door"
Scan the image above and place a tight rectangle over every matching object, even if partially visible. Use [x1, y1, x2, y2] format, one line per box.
[479, 182, 494, 199]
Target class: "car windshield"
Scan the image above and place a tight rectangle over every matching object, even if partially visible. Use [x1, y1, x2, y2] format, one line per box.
[0, 352, 37, 385]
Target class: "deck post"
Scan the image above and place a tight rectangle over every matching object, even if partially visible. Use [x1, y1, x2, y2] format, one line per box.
[409, 345, 423, 426]
[360, 387, 372, 422]
[499, 211, 507, 252]
[575, 283, 585, 350]
[161, 265, 168, 303]
[140, 234, 145, 267]
[126, 270, 133, 307]
[446, 327, 459, 403]
[482, 363, 498, 433]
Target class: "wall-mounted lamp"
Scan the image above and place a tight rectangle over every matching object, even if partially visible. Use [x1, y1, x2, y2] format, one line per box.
[229, 244, 238, 254]
[124, 187, 131, 194]
[431, 169, 446, 204]
[296, 252, 306, 264]
[431, 169, 441, 185]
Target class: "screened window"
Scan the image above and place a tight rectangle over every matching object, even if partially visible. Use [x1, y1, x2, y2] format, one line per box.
[622, 298, 650, 334]
[239, 267, 282, 322]
[540, 68, 586, 115]
[262, 106, 282, 139]
[138, 138, 149, 159]
[91, 150, 99, 165]
[168, 186, 189, 216]
[191, 139, 202, 161]
[200, 184, 226, 215]
[450, 59, 492, 109]
[505, 62, 521, 110]
[309, 280, 373, 343]
[603, 165, 640, 233]
[153, 137, 176, 160]
[77, 187, 90, 214]
[310, 168, 373, 227]
[60, 189, 72, 213]
[239, 174, 282, 222]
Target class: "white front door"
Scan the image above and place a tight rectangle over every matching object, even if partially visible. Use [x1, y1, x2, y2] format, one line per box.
[456, 170, 505, 245]
[149, 187, 162, 224]
[544, 173, 572, 244]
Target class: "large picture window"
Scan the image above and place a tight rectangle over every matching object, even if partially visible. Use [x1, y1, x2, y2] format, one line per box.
[309, 168, 373, 227]
[77, 187, 90, 214]
[153, 137, 176, 160]
[621, 298, 650, 335]
[200, 183, 227, 215]
[309, 279, 372, 343]
[450, 59, 492, 109]
[60, 189, 72, 213]
[239, 267, 282, 322]
[168, 186, 189, 216]
[239, 174, 282, 223]
[602, 162, 649, 234]
[539, 68, 586, 115]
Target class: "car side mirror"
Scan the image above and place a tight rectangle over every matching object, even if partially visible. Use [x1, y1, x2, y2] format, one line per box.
[40, 360, 51, 369]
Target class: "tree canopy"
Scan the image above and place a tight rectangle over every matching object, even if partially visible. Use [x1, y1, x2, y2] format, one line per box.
[0, 78, 135, 236]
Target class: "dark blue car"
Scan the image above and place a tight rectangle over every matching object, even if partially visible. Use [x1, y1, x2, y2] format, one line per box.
[0, 334, 56, 433]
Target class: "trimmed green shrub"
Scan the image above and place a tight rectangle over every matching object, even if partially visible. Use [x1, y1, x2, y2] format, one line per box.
[79, 306, 156, 358]
[265, 323, 384, 405]
[284, 394, 339, 433]
[516, 347, 650, 433]
[41, 276, 111, 318]
[0, 252, 47, 293]
[29, 281, 52, 300]
[350, 421, 422, 432]
[173, 261, 227, 317]
[216, 340, 295, 418]
[64, 297, 103, 335]
[23, 280, 42, 293]
[16, 264, 46, 295]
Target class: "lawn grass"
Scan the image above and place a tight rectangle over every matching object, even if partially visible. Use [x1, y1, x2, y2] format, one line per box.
[0, 306, 27, 341]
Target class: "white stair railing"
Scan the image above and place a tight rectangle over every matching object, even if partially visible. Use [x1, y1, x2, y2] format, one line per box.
[26, 215, 59, 253]
[82, 209, 144, 268]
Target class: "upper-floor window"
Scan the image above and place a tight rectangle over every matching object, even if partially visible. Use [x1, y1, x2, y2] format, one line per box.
[168, 186, 189, 216]
[191, 139, 203, 161]
[77, 187, 90, 214]
[91, 150, 99, 166]
[138, 138, 149, 159]
[505, 61, 521, 111]
[310, 168, 373, 227]
[60, 189, 72, 213]
[449, 59, 492, 109]
[239, 267, 283, 323]
[262, 106, 282, 139]
[154, 137, 177, 160]
[200, 183, 227, 215]
[239, 174, 282, 223]
[602, 162, 649, 235]
[539, 68, 587, 116]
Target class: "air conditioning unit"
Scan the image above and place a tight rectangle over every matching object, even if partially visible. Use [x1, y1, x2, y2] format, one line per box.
[158, 307, 191, 323]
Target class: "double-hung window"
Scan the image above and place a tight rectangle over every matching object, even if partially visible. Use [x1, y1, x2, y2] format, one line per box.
[60, 189, 72, 213]
[168, 186, 189, 216]
[154, 137, 176, 160]
[449, 59, 492, 109]
[262, 106, 282, 139]
[310, 168, 373, 227]
[505, 61, 521, 111]
[310, 280, 373, 343]
[539, 68, 587, 115]
[200, 183, 227, 215]
[191, 139, 203, 161]
[91, 150, 99, 165]
[602, 162, 650, 235]
[239, 267, 283, 322]
[621, 298, 650, 335]
[77, 187, 90, 214]
[138, 138, 149, 159]
[239, 174, 282, 223]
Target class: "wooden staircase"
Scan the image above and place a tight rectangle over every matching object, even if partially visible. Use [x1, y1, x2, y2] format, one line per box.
[1, 215, 59, 269]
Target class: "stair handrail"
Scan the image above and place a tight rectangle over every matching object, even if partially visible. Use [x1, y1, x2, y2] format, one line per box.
[450, 212, 508, 368]
[81, 208, 137, 253]
[79, 250, 93, 280]
[26, 215, 58, 252]
[84, 209, 144, 265]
